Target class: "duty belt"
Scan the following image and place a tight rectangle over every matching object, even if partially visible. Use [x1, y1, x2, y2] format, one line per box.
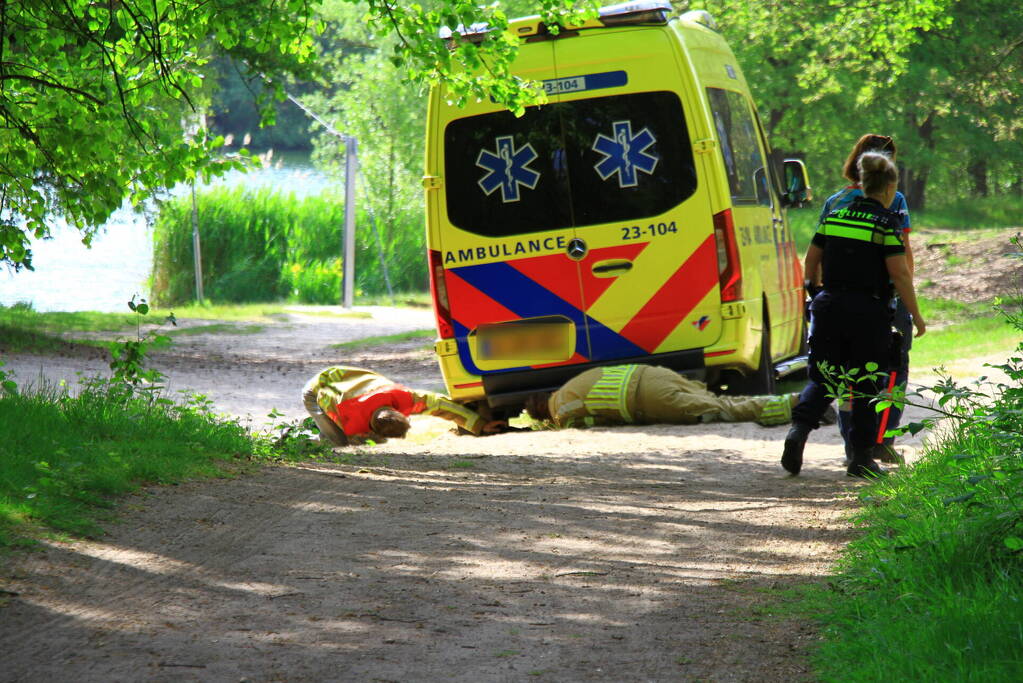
[823, 284, 891, 300]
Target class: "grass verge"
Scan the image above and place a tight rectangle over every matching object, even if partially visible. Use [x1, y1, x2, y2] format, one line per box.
[0, 376, 336, 551]
[806, 307, 1023, 681]
[911, 297, 1020, 371]
[330, 328, 434, 351]
[0, 303, 137, 333]
[0, 380, 254, 548]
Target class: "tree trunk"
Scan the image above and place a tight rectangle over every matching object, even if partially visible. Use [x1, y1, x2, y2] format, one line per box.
[968, 158, 988, 197]
[903, 111, 936, 210]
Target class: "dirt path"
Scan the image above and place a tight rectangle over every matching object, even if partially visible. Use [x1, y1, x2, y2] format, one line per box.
[0, 299, 1004, 682]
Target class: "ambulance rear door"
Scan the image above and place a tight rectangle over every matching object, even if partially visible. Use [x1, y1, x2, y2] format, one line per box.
[549, 27, 722, 363]
[436, 40, 591, 381]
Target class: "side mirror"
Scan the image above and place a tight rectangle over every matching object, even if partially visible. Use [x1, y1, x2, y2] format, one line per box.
[781, 159, 812, 208]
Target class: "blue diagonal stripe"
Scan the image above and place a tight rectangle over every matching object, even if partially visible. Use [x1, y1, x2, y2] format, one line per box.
[452, 261, 648, 369]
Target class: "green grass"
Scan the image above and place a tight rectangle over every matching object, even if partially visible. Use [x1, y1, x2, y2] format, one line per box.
[811, 422, 1023, 680]
[786, 206, 819, 253]
[152, 186, 427, 305]
[914, 195, 1023, 230]
[788, 195, 1023, 253]
[330, 328, 434, 350]
[0, 303, 136, 335]
[0, 380, 265, 548]
[0, 302, 428, 353]
[283, 308, 373, 319]
[165, 323, 266, 337]
[910, 298, 1020, 371]
[805, 300, 1023, 681]
[354, 291, 433, 308]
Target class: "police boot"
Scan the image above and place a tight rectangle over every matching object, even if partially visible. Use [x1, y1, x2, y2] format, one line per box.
[846, 448, 886, 479]
[781, 422, 812, 475]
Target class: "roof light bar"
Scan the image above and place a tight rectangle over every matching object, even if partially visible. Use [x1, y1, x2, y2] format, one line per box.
[439, 22, 491, 44]
[679, 9, 719, 32]
[598, 0, 672, 26]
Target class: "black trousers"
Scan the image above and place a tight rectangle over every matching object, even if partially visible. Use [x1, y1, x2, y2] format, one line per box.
[792, 291, 891, 452]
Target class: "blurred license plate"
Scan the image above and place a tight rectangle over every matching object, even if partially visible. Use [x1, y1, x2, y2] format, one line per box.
[477, 320, 571, 361]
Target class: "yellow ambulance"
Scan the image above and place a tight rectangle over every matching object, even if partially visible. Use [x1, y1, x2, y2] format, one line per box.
[424, 1, 812, 416]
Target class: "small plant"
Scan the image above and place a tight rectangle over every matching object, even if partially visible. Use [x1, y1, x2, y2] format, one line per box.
[108, 295, 176, 393]
[262, 409, 331, 460]
[0, 359, 17, 396]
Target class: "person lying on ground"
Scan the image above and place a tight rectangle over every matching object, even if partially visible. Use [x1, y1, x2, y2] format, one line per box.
[302, 366, 505, 446]
[523, 363, 833, 429]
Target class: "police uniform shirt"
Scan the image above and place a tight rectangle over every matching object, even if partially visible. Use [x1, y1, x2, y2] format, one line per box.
[819, 186, 910, 232]
[812, 196, 905, 297]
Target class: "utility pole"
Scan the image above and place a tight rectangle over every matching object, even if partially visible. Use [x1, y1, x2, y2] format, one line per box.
[342, 136, 357, 309]
[189, 112, 206, 302]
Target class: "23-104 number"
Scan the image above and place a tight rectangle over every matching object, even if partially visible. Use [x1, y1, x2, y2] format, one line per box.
[621, 221, 678, 240]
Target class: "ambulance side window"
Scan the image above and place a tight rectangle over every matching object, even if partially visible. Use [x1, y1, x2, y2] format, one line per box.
[707, 88, 770, 207]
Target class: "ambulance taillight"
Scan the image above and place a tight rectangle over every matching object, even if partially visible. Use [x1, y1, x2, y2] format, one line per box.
[429, 249, 455, 339]
[713, 208, 742, 302]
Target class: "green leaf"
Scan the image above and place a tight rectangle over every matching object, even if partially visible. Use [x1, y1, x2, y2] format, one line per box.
[906, 422, 927, 435]
[942, 492, 976, 505]
[1004, 537, 1023, 552]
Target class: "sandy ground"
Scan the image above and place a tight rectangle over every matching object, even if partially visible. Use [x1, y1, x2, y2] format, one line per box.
[2, 227, 1018, 683]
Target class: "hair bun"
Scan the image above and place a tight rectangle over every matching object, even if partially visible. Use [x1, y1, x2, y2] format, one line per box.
[857, 151, 898, 195]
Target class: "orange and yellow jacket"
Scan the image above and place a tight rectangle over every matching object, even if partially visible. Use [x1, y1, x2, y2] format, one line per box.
[306, 366, 486, 436]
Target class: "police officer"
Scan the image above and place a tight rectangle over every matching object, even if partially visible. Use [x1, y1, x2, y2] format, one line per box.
[525, 363, 805, 429]
[782, 152, 925, 478]
[817, 134, 914, 464]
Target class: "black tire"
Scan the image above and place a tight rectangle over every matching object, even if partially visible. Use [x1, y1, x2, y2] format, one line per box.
[722, 310, 776, 396]
[742, 322, 776, 395]
[786, 317, 810, 382]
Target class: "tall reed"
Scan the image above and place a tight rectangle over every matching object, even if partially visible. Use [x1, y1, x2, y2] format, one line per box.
[151, 186, 427, 305]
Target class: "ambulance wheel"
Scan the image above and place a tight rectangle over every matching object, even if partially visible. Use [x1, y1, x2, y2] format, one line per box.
[724, 321, 775, 396]
[789, 318, 810, 381]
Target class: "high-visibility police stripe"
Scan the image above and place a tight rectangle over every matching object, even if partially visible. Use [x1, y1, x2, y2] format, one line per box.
[823, 223, 881, 243]
[821, 220, 901, 246]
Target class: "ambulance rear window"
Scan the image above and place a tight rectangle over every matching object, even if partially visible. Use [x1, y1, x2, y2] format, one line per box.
[444, 91, 697, 237]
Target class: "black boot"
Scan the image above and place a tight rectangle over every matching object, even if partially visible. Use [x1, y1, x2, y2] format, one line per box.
[782, 422, 811, 475]
[846, 448, 886, 479]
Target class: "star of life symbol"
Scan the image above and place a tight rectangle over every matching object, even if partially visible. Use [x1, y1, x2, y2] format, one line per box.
[592, 120, 658, 188]
[476, 136, 541, 203]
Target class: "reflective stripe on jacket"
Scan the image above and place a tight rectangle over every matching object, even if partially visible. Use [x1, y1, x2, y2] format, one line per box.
[308, 366, 484, 436]
[549, 364, 645, 428]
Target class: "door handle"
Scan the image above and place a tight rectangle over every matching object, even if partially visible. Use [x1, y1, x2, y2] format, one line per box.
[592, 259, 633, 276]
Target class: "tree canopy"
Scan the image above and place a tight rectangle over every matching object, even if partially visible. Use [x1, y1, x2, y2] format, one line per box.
[4, 0, 1022, 273]
[0, 0, 321, 268]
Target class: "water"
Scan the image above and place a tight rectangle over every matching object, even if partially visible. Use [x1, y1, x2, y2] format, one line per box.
[0, 156, 334, 313]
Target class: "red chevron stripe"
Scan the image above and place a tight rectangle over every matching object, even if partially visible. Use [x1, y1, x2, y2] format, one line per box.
[445, 269, 519, 328]
[617, 235, 718, 353]
[532, 351, 589, 370]
[507, 252, 584, 309]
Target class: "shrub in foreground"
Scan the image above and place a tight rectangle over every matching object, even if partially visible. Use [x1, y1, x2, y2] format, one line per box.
[813, 302, 1023, 681]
